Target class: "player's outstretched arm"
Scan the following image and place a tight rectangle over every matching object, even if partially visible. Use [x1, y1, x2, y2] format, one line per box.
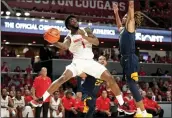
[79, 28, 99, 46]
[53, 36, 71, 50]
[113, 3, 123, 32]
[126, 0, 135, 33]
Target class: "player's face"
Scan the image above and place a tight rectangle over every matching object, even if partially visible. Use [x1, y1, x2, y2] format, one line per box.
[122, 14, 127, 25]
[69, 17, 79, 30]
[98, 56, 107, 66]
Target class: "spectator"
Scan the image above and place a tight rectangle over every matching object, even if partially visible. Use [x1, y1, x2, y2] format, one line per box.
[14, 66, 21, 72]
[62, 90, 77, 118]
[74, 92, 85, 117]
[49, 91, 64, 118]
[168, 77, 172, 85]
[24, 90, 33, 105]
[123, 90, 136, 115]
[165, 91, 171, 101]
[20, 87, 25, 96]
[9, 48, 16, 57]
[164, 70, 170, 76]
[95, 90, 111, 117]
[19, 73, 25, 87]
[158, 79, 164, 89]
[39, 45, 52, 61]
[24, 84, 29, 91]
[9, 90, 15, 101]
[152, 54, 161, 63]
[157, 95, 162, 102]
[25, 65, 33, 74]
[143, 91, 164, 118]
[161, 81, 169, 91]
[25, 47, 35, 64]
[138, 66, 146, 76]
[155, 68, 164, 76]
[139, 55, 145, 63]
[1, 88, 16, 118]
[147, 55, 152, 63]
[111, 69, 117, 75]
[143, 82, 150, 92]
[1, 46, 9, 57]
[10, 85, 16, 95]
[14, 90, 34, 118]
[24, 74, 33, 87]
[8, 75, 21, 88]
[59, 86, 65, 98]
[1, 62, 9, 72]
[31, 67, 52, 118]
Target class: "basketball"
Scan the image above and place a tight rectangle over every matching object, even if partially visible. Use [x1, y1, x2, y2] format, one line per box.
[44, 28, 60, 43]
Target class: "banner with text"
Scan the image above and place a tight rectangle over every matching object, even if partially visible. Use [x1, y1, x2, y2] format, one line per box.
[7, 0, 140, 15]
[1, 17, 171, 43]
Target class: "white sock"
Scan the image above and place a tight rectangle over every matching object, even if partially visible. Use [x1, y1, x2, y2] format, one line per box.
[142, 110, 147, 116]
[137, 108, 142, 114]
[116, 94, 124, 106]
[43, 91, 50, 101]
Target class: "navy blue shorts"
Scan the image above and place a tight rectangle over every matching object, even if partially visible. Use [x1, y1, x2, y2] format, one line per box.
[120, 54, 139, 77]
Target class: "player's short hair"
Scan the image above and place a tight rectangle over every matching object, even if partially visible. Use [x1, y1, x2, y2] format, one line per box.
[65, 15, 77, 29]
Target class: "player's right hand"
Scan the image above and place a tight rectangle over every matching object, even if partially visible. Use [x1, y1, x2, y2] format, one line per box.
[113, 3, 119, 14]
[77, 29, 85, 37]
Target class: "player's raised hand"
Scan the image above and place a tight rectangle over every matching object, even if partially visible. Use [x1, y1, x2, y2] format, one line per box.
[84, 27, 96, 38]
[113, 3, 119, 14]
[84, 27, 92, 34]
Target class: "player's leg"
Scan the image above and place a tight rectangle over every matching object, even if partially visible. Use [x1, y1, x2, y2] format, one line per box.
[126, 55, 152, 117]
[100, 70, 124, 105]
[43, 69, 73, 100]
[31, 64, 77, 107]
[84, 98, 96, 118]
[126, 75, 144, 109]
[82, 60, 124, 106]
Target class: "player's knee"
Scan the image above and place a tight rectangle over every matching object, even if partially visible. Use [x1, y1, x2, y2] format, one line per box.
[101, 72, 113, 82]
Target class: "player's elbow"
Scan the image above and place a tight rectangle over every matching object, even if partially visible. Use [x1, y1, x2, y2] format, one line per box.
[94, 39, 99, 46]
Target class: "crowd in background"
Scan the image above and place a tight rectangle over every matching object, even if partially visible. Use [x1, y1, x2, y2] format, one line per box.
[1, 61, 171, 117]
[1, 45, 172, 64]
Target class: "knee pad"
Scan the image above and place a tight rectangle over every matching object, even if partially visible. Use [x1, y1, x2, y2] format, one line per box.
[131, 72, 138, 81]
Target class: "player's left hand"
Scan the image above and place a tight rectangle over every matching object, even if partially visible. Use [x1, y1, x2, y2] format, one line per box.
[113, 3, 119, 14]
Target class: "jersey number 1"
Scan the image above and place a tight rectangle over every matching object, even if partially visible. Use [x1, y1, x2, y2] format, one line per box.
[81, 41, 85, 48]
